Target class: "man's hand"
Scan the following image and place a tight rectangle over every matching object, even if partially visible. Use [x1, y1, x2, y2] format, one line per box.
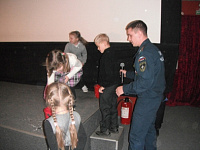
[120, 69, 127, 77]
[116, 86, 124, 97]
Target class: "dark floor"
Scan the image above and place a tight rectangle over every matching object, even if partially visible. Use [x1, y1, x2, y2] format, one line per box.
[0, 81, 200, 150]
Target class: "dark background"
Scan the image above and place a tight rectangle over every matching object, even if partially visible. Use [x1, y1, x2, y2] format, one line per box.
[0, 0, 181, 94]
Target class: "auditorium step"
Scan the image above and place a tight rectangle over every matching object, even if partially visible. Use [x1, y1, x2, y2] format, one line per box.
[90, 126, 124, 150]
[82, 109, 101, 150]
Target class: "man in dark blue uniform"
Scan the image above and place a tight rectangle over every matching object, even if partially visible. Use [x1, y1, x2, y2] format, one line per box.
[116, 20, 165, 150]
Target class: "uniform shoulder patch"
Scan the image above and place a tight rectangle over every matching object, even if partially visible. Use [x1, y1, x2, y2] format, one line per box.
[138, 56, 146, 72]
[138, 56, 146, 62]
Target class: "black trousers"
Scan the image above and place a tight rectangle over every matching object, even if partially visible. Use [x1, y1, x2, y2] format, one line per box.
[99, 84, 118, 132]
[78, 65, 87, 88]
[70, 87, 76, 100]
[155, 101, 166, 129]
[78, 72, 87, 88]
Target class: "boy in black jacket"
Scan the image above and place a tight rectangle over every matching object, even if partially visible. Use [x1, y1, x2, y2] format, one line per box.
[94, 33, 120, 136]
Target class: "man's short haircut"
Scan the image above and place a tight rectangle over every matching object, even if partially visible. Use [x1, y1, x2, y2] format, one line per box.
[94, 33, 109, 44]
[125, 20, 147, 36]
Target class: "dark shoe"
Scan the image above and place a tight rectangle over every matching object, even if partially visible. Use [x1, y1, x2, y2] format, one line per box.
[96, 130, 111, 136]
[73, 100, 76, 111]
[109, 127, 119, 133]
[73, 105, 76, 111]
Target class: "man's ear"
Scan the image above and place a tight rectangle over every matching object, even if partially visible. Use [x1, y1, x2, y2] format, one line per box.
[137, 30, 144, 39]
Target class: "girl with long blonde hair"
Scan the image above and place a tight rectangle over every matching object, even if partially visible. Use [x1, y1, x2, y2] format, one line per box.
[43, 82, 81, 150]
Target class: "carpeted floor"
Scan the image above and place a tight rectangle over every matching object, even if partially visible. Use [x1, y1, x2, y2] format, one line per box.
[121, 105, 200, 150]
[0, 81, 200, 150]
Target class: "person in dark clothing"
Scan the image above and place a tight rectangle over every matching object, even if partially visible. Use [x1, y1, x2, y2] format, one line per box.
[94, 33, 120, 136]
[155, 96, 167, 136]
[116, 20, 166, 150]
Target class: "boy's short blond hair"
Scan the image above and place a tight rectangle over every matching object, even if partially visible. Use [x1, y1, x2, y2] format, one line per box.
[94, 33, 109, 44]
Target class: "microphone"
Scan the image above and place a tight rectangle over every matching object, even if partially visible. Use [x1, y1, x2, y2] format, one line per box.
[120, 63, 125, 83]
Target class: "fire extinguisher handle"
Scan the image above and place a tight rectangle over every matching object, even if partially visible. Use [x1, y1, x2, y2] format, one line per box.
[117, 99, 124, 106]
[125, 97, 134, 104]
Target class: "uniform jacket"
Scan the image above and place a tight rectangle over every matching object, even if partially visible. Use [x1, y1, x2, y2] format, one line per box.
[123, 39, 166, 98]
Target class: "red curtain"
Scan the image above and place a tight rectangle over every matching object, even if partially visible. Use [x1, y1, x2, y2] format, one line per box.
[166, 15, 200, 107]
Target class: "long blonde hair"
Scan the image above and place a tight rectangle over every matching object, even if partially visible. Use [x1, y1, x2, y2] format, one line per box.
[46, 50, 70, 77]
[46, 82, 78, 150]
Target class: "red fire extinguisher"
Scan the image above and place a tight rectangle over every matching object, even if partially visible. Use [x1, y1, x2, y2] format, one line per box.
[94, 84, 101, 99]
[120, 97, 133, 125]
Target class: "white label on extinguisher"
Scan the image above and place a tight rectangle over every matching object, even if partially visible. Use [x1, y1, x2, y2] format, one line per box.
[121, 107, 129, 118]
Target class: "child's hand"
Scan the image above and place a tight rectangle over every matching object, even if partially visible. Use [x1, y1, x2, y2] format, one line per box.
[99, 86, 105, 93]
[65, 76, 69, 83]
[120, 69, 127, 77]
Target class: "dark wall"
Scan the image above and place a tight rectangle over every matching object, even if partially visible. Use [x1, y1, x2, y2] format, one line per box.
[161, 0, 181, 44]
[0, 42, 135, 88]
[0, 0, 181, 93]
[0, 42, 179, 93]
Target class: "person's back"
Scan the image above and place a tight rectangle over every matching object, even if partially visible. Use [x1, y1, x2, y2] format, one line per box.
[43, 82, 81, 150]
[45, 111, 81, 148]
[98, 46, 120, 87]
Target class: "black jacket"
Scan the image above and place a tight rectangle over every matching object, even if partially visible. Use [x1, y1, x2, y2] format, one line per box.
[98, 47, 120, 87]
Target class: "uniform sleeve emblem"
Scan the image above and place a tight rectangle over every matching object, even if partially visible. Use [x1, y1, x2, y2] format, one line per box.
[139, 61, 146, 72]
[138, 56, 146, 72]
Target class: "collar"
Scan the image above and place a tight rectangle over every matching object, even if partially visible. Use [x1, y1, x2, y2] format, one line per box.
[74, 41, 81, 48]
[103, 47, 111, 53]
[138, 38, 150, 53]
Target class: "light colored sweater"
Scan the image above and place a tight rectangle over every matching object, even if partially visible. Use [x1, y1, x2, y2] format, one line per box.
[47, 53, 82, 85]
[47, 111, 81, 146]
[64, 42, 87, 64]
